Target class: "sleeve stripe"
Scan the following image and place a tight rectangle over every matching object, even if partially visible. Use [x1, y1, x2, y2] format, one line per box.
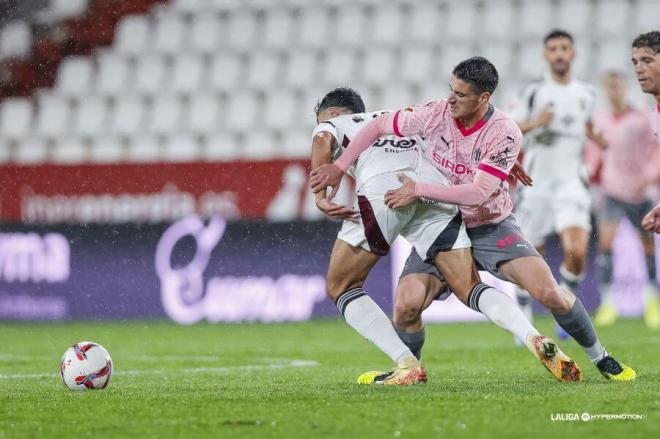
[478, 163, 508, 180]
[393, 110, 403, 137]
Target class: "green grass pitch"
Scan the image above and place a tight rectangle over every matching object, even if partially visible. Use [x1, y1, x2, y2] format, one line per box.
[1, 317, 658, 438]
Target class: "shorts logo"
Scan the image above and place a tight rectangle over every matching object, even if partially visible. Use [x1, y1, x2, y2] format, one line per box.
[496, 233, 526, 248]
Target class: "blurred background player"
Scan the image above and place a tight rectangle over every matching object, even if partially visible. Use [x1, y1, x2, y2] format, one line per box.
[511, 30, 606, 338]
[586, 71, 660, 329]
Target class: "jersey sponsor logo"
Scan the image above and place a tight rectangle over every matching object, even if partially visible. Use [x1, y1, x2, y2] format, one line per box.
[352, 116, 364, 123]
[431, 152, 473, 176]
[372, 138, 417, 149]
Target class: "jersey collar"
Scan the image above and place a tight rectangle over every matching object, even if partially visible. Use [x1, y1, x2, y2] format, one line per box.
[454, 104, 494, 136]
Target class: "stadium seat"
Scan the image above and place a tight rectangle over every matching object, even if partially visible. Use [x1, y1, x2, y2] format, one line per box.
[596, 40, 630, 73]
[203, 131, 242, 161]
[226, 10, 258, 49]
[246, 51, 282, 89]
[134, 55, 169, 95]
[189, 15, 221, 54]
[14, 137, 49, 164]
[633, 0, 660, 32]
[446, 1, 478, 41]
[264, 89, 297, 130]
[379, 84, 414, 111]
[296, 7, 330, 49]
[225, 90, 259, 131]
[595, 0, 630, 37]
[556, 0, 592, 38]
[111, 96, 146, 136]
[171, 54, 205, 94]
[72, 96, 109, 137]
[0, 139, 11, 163]
[209, 53, 244, 91]
[479, 42, 514, 79]
[52, 137, 88, 164]
[89, 136, 125, 163]
[335, 5, 367, 47]
[363, 48, 396, 86]
[262, 9, 294, 49]
[440, 43, 473, 77]
[97, 54, 132, 96]
[186, 93, 222, 134]
[284, 50, 318, 88]
[56, 57, 94, 97]
[0, 20, 32, 59]
[35, 95, 71, 138]
[519, 0, 553, 38]
[115, 15, 151, 55]
[242, 129, 279, 160]
[164, 134, 201, 162]
[370, 3, 402, 45]
[517, 42, 546, 79]
[322, 49, 357, 86]
[152, 15, 187, 55]
[126, 133, 162, 162]
[280, 128, 309, 159]
[147, 96, 184, 135]
[406, 2, 442, 44]
[0, 99, 33, 141]
[45, 0, 89, 21]
[482, 0, 515, 41]
[400, 46, 435, 84]
[571, 40, 592, 79]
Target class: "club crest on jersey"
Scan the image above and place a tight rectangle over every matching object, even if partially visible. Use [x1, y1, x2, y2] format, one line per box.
[472, 148, 482, 163]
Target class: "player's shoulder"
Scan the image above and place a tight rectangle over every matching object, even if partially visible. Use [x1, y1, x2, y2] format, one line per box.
[572, 79, 597, 98]
[487, 108, 523, 139]
[517, 77, 546, 96]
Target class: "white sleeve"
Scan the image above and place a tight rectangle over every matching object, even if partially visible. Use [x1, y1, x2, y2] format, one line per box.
[311, 121, 338, 142]
[508, 81, 539, 123]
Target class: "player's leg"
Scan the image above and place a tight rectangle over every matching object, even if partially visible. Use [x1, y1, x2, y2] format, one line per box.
[593, 202, 620, 327]
[558, 225, 590, 292]
[327, 238, 419, 367]
[631, 200, 660, 329]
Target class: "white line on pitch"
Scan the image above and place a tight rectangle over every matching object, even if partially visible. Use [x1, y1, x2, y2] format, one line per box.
[0, 359, 320, 380]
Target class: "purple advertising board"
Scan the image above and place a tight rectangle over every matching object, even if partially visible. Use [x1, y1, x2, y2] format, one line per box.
[0, 216, 657, 322]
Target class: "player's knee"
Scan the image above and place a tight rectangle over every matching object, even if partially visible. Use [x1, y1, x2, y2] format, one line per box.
[393, 292, 424, 328]
[533, 285, 571, 313]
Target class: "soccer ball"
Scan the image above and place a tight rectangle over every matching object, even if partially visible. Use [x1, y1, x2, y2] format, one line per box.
[60, 341, 113, 391]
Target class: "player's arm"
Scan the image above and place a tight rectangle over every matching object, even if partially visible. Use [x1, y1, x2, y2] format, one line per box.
[642, 201, 660, 233]
[585, 121, 608, 149]
[309, 106, 429, 192]
[310, 131, 359, 221]
[517, 104, 554, 134]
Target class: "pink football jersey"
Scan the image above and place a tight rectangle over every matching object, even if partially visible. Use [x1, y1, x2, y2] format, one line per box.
[394, 100, 523, 227]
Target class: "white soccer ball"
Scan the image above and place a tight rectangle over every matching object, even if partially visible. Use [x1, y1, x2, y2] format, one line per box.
[60, 341, 113, 391]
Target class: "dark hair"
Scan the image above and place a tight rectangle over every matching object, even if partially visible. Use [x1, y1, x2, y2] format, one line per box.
[452, 56, 499, 94]
[632, 31, 660, 54]
[314, 87, 365, 115]
[544, 29, 574, 45]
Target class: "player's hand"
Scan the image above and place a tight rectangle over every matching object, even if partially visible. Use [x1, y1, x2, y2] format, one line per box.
[384, 174, 417, 209]
[592, 131, 609, 150]
[315, 197, 360, 222]
[535, 104, 554, 128]
[641, 203, 660, 233]
[509, 160, 533, 186]
[310, 163, 344, 198]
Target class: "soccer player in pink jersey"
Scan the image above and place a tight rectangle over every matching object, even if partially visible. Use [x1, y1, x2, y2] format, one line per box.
[633, 32, 660, 236]
[310, 57, 636, 381]
[588, 71, 660, 329]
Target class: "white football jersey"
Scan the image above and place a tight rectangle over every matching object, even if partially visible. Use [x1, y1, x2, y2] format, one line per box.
[312, 111, 444, 190]
[510, 74, 597, 184]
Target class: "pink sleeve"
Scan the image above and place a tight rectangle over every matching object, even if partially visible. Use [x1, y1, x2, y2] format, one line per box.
[415, 170, 502, 207]
[478, 121, 523, 179]
[334, 112, 396, 171]
[393, 103, 436, 137]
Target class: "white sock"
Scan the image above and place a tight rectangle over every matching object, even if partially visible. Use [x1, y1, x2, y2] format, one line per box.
[600, 284, 615, 306]
[337, 288, 415, 364]
[585, 345, 608, 364]
[469, 283, 540, 342]
[515, 287, 534, 323]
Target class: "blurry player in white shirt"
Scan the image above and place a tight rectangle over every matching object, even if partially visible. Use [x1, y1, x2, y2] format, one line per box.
[511, 30, 607, 338]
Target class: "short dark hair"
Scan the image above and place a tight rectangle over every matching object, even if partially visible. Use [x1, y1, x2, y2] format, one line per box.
[314, 87, 365, 115]
[544, 29, 574, 45]
[452, 56, 499, 94]
[632, 31, 660, 54]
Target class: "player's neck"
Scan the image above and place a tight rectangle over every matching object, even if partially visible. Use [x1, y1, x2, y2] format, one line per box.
[457, 104, 490, 130]
[610, 101, 629, 116]
[550, 70, 571, 84]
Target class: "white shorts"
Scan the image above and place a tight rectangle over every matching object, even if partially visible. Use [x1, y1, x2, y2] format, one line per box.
[338, 172, 471, 260]
[516, 178, 592, 247]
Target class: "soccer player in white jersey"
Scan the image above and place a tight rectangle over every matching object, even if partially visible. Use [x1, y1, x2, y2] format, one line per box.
[586, 71, 660, 329]
[312, 58, 636, 381]
[633, 32, 660, 235]
[311, 88, 580, 384]
[511, 30, 606, 337]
